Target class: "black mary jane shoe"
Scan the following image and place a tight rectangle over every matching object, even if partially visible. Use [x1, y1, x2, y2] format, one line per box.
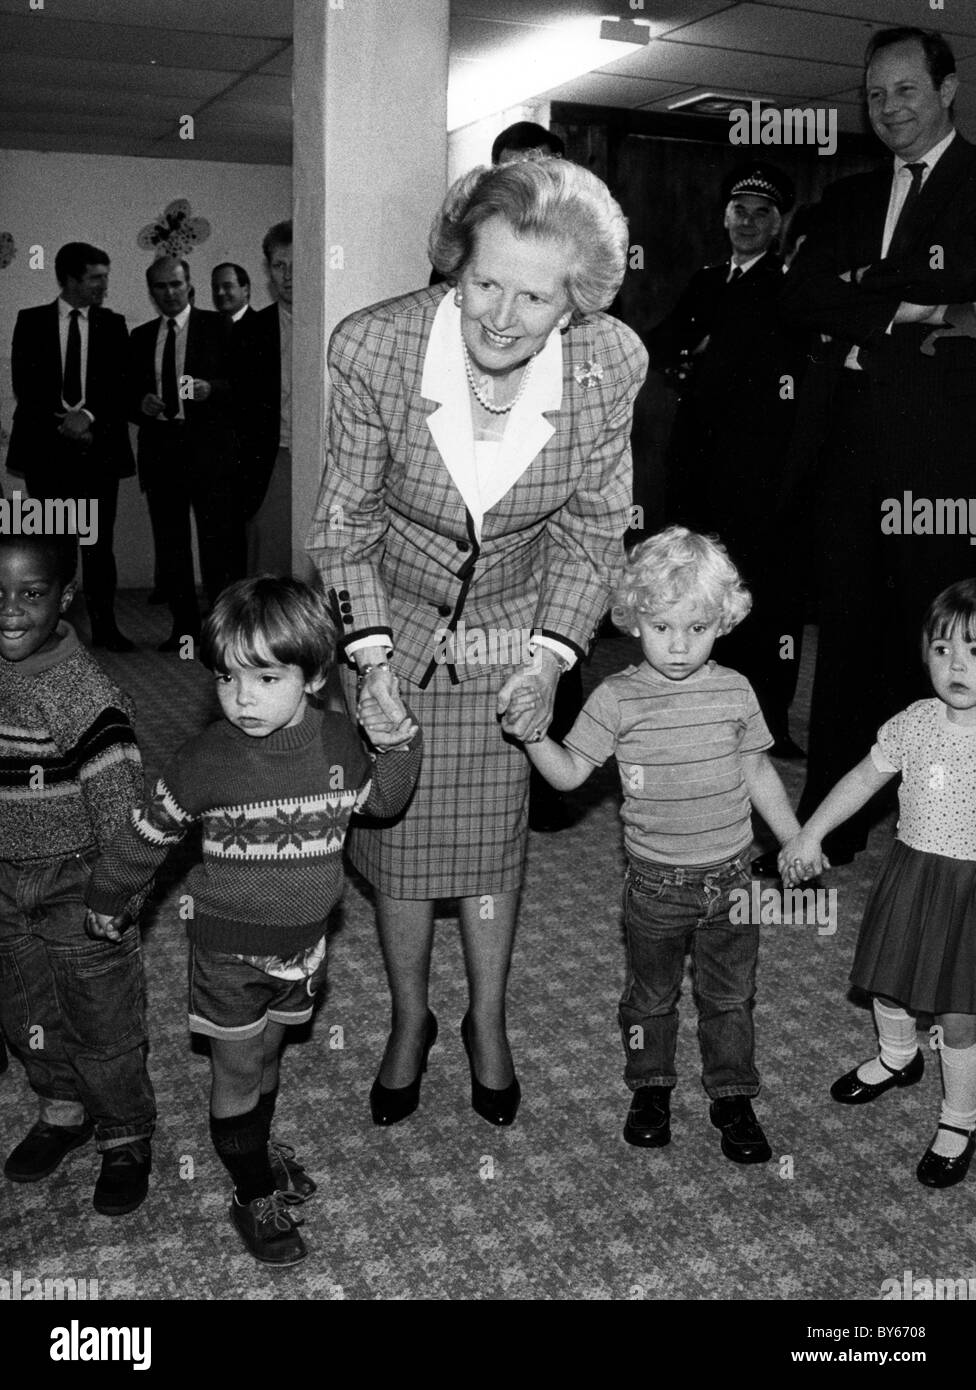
[460, 1014, 521, 1126]
[623, 1086, 672, 1148]
[916, 1124, 976, 1189]
[830, 1049, 923, 1105]
[369, 1011, 438, 1126]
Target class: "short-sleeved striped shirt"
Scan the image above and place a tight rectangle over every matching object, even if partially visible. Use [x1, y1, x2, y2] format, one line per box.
[564, 660, 772, 866]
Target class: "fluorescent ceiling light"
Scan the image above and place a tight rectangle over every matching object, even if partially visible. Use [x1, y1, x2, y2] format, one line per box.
[448, 16, 657, 131]
[599, 19, 652, 45]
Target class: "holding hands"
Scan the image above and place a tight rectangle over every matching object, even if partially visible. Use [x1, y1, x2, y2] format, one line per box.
[356, 657, 417, 750]
[496, 649, 561, 743]
[85, 908, 130, 943]
[777, 832, 830, 885]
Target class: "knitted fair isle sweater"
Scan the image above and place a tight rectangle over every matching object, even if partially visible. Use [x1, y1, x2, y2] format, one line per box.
[0, 622, 143, 862]
[86, 704, 422, 956]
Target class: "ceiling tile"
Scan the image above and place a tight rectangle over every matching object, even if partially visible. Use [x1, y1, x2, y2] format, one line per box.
[602, 38, 856, 98]
[0, 12, 284, 73]
[544, 72, 695, 106]
[0, 0, 292, 38]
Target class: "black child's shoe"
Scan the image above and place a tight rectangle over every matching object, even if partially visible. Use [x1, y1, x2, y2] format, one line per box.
[623, 1086, 672, 1147]
[916, 1125, 976, 1190]
[4, 1119, 94, 1182]
[830, 1050, 923, 1105]
[269, 1139, 317, 1200]
[93, 1139, 152, 1216]
[230, 1191, 307, 1265]
[709, 1096, 772, 1164]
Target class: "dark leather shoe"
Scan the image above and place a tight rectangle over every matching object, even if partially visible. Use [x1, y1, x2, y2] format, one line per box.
[830, 1049, 923, 1104]
[916, 1125, 976, 1189]
[93, 1139, 152, 1215]
[709, 1096, 772, 1164]
[369, 1011, 438, 1126]
[623, 1086, 672, 1147]
[146, 589, 168, 606]
[4, 1119, 94, 1182]
[461, 1014, 521, 1126]
[91, 625, 136, 653]
[0, 1034, 7, 1074]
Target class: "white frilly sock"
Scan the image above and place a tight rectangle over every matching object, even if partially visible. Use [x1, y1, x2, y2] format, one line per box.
[855, 998, 918, 1085]
[932, 1041, 976, 1159]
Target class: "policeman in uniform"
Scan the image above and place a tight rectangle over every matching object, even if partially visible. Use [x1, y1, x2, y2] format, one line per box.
[648, 163, 808, 788]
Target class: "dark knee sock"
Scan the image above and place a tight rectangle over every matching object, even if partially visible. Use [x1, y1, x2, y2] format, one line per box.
[209, 1106, 274, 1204]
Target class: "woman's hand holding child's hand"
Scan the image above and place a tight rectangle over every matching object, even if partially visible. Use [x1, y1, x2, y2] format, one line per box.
[357, 676, 418, 750]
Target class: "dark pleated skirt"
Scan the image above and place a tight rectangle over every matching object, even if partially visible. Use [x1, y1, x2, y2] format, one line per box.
[341, 664, 530, 899]
[851, 838, 976, 1013]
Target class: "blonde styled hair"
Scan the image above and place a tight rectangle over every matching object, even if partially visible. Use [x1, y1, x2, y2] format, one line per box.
[612, 526, 752, 635]
[428, 157, 629, 316]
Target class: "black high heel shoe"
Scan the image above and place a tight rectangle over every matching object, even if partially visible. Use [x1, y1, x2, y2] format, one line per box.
[369, 1011, 438, 1126]
[460, 1014, 521, 1126]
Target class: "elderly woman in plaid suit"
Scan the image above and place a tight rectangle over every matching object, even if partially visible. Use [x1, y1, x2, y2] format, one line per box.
[307, 157, 647, 1127]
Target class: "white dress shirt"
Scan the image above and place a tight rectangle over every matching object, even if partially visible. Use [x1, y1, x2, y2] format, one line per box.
[153, 304, 192, 419]
[58, 296, 91, 415]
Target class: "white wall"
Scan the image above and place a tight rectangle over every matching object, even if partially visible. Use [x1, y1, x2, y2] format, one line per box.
[0, 147, 291, 585]
[448, 100, 553, 184]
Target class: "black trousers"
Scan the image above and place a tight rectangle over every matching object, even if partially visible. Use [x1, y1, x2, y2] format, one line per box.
[139, 423, 245, 632]
[23, 450, 121, 618]
[799, 367, 976, 855]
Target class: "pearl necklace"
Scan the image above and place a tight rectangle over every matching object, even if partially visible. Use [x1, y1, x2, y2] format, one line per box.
[463, 342, 533, 415]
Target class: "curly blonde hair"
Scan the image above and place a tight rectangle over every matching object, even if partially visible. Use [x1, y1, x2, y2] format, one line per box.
[612, 527, 752, 635]
[427, 157, 629, 316]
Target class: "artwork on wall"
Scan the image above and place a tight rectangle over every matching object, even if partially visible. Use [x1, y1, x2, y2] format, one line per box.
[137, 199, 211, 258]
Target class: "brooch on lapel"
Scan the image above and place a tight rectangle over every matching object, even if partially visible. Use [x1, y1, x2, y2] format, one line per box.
[574, 359, 604, 388]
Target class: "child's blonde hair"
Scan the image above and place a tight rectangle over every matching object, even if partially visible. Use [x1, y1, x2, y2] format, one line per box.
[612, 526, 751, 635]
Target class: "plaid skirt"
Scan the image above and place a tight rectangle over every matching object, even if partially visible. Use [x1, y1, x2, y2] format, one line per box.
[341, 664, 530, 899]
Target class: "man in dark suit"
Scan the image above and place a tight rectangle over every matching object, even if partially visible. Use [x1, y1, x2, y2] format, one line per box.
[782, 25, 976, 861]
[8, 242, 136, 650]
[211, 262, 253, 324]
[129, 256, 242, 651]
[649, 164, 808, 762]
[244, 222, 292, 578]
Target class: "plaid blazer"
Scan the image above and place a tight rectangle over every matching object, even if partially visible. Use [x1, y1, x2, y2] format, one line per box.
[307, 286, 648, 687]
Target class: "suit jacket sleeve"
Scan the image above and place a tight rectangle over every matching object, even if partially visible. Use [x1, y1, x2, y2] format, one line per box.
[306, 310, 396, 651]
[534, 324, 647, 658]
[780, 179, 903, 346]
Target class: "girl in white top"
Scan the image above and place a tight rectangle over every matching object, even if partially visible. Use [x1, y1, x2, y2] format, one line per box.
[781, 580, 976, 1190]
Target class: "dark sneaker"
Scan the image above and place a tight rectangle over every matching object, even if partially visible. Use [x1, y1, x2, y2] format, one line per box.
[269, 1139, 317, 1200]
[709, 1096, 772, 1164]
[230, 1191, 307, 1265]
[5, 1120, 94, 1182]
[93, 1139, 152, 1215]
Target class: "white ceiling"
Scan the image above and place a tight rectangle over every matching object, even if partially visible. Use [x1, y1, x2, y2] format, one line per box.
[1, 0, 976, 165]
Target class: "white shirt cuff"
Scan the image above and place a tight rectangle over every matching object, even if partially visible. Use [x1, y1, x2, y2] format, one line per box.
[345, 635, 393, 661]
[530, 636, 576, 671]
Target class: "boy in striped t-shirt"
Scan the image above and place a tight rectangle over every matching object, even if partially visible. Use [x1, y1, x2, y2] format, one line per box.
[521, 527, 800, 1164]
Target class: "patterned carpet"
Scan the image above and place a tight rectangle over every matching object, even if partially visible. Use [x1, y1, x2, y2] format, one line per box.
[1, 592, 974, 1302]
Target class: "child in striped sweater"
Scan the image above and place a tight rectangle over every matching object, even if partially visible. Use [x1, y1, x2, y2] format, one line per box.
[0, 533, 154, 1216]
[86, 576, 422, 1266]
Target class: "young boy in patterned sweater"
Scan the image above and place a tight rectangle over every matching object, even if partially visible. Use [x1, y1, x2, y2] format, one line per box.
[0, 534, 155, 1216]
[86, 576, 422, 1266]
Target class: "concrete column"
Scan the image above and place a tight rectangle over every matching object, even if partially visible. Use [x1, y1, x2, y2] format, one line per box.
[291, 0, 450, 572]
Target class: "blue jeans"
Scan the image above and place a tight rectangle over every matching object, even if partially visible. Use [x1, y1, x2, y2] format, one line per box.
[0, 848, 156, 1149]
[618, 852, 760, 1099]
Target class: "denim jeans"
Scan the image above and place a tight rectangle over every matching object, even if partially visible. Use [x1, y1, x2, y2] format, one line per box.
[618, 852, 760, 1099]
[0, 848, 156, 1149]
